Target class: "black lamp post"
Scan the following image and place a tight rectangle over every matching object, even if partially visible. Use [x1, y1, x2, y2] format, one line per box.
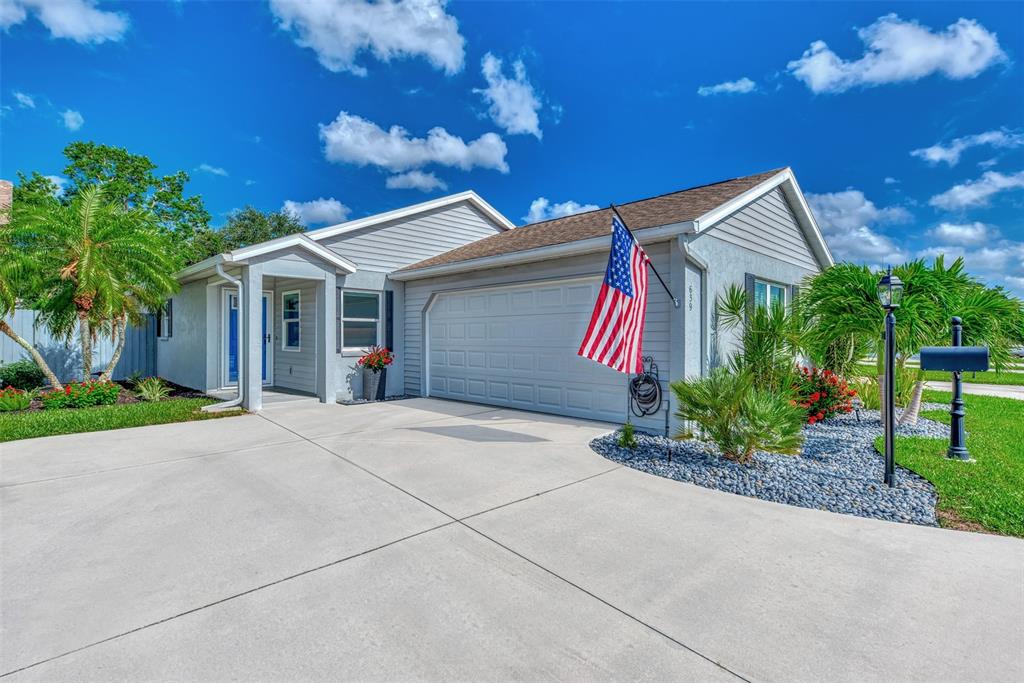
[877, 267, 904, 487]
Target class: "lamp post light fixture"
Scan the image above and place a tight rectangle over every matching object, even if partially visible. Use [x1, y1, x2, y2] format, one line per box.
[877, 267, 904, 487]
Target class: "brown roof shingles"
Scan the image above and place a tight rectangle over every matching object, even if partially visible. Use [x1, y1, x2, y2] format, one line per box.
[399, 168, 785, 272]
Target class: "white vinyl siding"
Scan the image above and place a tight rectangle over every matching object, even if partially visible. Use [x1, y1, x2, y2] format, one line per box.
[709, 188, 819, 271]
[319, 202, 502, 272]
[273, 279, 316, 393]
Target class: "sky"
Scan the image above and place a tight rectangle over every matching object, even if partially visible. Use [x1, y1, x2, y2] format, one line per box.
[2, 0, 1023, 294]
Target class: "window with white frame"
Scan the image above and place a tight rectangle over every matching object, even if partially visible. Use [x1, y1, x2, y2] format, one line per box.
[157, 299, 173, 339]
[754, 280, 787, 309]
[339, 290, 380, 352]
[282, 290, 300, 350]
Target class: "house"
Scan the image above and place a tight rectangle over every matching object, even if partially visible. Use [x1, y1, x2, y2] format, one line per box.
[157, 167, 833, 431]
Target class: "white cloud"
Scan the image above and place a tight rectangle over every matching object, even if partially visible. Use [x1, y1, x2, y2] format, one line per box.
[281, 197, 351, 226]
[61, 109, 83, 130]
[524, 197, 600, 224]
[806, 189, 912, 263]
[926, 222, 993, 246]
[244, 179, 257, 186]
[319, 111, 509, 174]
[385, 170, 448, 192]
[788, 14, 1005, 94]
[917, 241, 1024, 295]
[12, 91, 34, 108]
[978, 158, 998, 169]
[696, 77, 756, 96]
[197, 163, 228, 177]
[911, 129, 1024, 166]
[44, 174, 68, 196]
[929, 170, 1024, 210]
[474, 53, 542, 138]
[883, 176, 899, 185]
[269, 0, 465, 76]
[1, 0, 128, 44]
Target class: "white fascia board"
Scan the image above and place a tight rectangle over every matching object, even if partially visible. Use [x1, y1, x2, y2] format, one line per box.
[175, 254, 226, 283]
[305, 190, 514, 242]
[229, 235, 358, 273]
[391, 222, 689, 281]
[692, 168, 835, 269]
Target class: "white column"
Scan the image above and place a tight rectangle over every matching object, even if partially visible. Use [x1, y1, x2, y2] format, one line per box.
[315, 270, 336, 403]
[242, 264, 263, 411]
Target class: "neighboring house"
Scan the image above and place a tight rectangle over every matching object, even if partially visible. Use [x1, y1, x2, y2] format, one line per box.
[158, 168, 833, 432]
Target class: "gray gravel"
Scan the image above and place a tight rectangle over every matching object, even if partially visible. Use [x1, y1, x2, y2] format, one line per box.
[591, 409, 949, 527]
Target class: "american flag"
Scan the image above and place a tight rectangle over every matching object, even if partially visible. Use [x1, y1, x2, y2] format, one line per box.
[577, 213, 650, 374]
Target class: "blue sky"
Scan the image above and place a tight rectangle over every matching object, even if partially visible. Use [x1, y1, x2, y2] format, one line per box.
[2, 1, 1023, 293]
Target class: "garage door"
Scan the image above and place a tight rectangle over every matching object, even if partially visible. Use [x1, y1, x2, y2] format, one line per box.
[427, 278, 626, 423]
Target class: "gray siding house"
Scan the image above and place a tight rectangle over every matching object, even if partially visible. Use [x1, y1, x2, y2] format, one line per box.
[157, 168, 832, 431]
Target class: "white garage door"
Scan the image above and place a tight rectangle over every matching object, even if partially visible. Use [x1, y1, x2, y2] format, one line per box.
[427, 278, 627, 423]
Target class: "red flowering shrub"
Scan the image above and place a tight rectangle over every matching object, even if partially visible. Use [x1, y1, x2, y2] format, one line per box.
[792, 366, 855, 424]
[356, 346, 394, 373]
[0, 386, 31, 412]
[41, 380, 121, 409]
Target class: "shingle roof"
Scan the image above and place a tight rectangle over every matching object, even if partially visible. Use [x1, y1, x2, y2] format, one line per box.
[398, 168, 785, 273]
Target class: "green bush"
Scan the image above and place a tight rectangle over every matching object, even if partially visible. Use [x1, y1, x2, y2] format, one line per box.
[671, 369, 805, 464]
[0, 386, 32, 412]
[847, 376, 881, 410]
[41, 381, 121, 409]
[0, 359, 46, 391]
[617, 421, 638, 449]
[135, 376, 171, 401]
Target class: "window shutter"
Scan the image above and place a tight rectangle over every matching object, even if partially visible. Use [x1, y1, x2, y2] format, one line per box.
[790, 284, 800, 306]
[166, 299, 173, 337]
[156, 309, 162, 338]
[336, 287, 342, 353]
[385, 290, 394, 350]
[744, 273, 755, 320]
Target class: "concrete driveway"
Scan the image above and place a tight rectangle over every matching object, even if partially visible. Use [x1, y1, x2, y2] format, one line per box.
[2, 397, 1021, 682]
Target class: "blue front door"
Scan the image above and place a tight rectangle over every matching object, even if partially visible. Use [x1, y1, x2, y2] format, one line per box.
[227, 293, 268, 384]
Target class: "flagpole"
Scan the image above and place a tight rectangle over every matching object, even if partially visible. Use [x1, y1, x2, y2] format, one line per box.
[610, 204, 680, 309]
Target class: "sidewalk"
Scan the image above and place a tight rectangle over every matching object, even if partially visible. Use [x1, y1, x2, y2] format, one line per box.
[925, 381, 1024, 401]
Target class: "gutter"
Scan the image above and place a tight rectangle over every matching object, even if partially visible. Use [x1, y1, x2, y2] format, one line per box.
[391, 220, 697, 281]
[202, 262, 244, 412]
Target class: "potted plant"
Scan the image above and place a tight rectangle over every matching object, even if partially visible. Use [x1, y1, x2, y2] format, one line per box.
[356, 346, 394, 400]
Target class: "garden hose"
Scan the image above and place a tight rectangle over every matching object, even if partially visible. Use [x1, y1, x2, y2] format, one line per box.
[629, 356, 663, 417]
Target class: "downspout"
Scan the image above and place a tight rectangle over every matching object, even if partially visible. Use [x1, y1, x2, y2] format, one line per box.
[202, 261, 244, 412]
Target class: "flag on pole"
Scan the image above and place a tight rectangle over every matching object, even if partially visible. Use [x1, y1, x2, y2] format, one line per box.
[577, 213, 650, 374]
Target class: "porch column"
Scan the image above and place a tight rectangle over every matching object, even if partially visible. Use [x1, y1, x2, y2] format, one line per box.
[315, 270, 337, 403]
[242, 263, 264, 411]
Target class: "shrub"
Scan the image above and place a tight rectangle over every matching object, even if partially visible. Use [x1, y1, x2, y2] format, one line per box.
[0, 386, 31, 412]
[792, 366, 855, 424]
[135, 376, 171, 402]
[847, 376, 881, 410]
[41, 381, 121, 409]
[617, 421, 638, 449]
[0, 359, 47, 391]
[671, 369, 805, 464]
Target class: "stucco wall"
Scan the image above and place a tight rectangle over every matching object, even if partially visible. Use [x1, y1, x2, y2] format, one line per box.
[156, 279, 207, 390]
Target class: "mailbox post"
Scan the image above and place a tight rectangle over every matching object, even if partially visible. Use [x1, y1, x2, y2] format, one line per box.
[919, 318, 989, 461]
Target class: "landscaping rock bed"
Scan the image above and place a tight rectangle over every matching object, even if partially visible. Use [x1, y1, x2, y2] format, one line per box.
[591, 409, 949, 527]
[337, 394, 413, 406]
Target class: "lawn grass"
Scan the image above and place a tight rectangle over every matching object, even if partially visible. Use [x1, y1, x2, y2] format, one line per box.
[0, 398, 244, 443]
[876, 390, 1024, 537]
[855, 364, 1024, 386]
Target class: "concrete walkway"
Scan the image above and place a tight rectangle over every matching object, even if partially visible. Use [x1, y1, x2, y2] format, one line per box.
[1, 398, 1021, 681]
[925, 380, 1024, 400]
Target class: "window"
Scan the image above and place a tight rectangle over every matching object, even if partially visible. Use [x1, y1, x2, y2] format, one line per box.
[282, 290, 300, 350]
[157, 299, 173, 339]
[754, 280, 786, 309]
[339, 290, 380, 352]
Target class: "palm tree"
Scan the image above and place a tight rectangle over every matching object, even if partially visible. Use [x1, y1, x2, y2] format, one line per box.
[0, 205, 64, 389]
[12, 185, 180, 380]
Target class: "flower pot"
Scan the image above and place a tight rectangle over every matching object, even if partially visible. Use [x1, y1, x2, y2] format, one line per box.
[362, 369, 381, 401]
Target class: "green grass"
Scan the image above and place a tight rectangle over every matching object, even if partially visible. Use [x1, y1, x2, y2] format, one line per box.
[0, 398, 244, 443]
[856, 364, 1024, 386]
[875, 390, 1024, 537]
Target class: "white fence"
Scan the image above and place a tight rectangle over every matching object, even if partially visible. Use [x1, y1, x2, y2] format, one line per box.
[1, 309, 156, 382]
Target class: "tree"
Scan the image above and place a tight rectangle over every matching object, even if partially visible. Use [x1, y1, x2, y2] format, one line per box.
[12, 172, 63, 206]
[11, 185, 181, 381]
[191, 206, 306, 262]
[56, 141, 212, 262]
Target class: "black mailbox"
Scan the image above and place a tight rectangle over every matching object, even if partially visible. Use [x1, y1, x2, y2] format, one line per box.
[919, 346, 989, 373]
